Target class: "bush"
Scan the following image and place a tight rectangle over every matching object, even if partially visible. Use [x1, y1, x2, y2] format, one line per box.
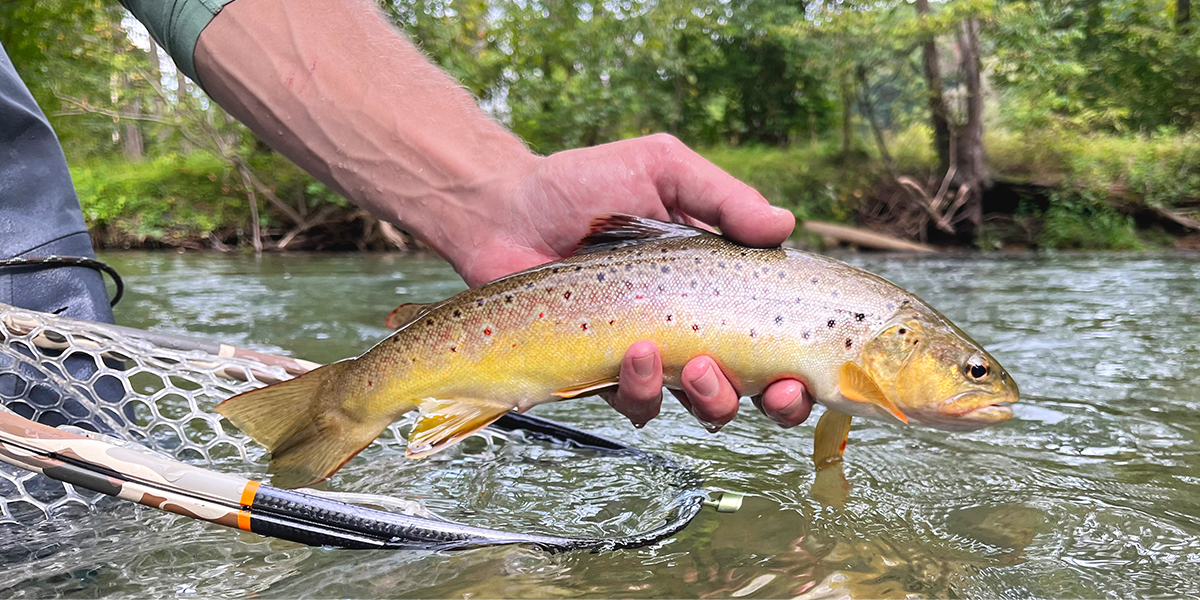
[72, 152, 248, 245]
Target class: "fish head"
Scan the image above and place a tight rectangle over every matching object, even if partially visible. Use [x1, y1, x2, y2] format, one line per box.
[861, 302, 1019, 431]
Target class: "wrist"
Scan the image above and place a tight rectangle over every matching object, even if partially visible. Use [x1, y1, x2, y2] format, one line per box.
[378, 135, 542, 268]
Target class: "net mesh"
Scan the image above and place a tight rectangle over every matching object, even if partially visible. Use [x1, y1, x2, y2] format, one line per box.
[0, 303, 429, 523]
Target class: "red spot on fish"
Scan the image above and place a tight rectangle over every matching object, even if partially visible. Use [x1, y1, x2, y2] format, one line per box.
[609, 319, 615, 325]
[484, 328, 492, 336]
[840, 440, 847, 452]
[512, 343, 517, 348]
[539, 312, 545, 319]
[581, 323, 588, 331]
[368, 380, 373, 387]
[635, 295, 644, 300]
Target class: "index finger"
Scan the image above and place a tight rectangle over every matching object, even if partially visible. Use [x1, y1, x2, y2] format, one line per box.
[643, 134, 796, 247]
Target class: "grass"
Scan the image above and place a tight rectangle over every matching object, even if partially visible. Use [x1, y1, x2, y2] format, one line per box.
[71, 128, 1200, 251]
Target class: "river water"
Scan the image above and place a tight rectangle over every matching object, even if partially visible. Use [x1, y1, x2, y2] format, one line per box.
[3, 250, 1200, 598]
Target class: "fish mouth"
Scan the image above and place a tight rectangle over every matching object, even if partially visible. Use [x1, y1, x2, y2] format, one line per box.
[937, 393, 1016, 429]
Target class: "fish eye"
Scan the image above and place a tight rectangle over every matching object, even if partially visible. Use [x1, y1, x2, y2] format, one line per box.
[965, 356, 989, 381]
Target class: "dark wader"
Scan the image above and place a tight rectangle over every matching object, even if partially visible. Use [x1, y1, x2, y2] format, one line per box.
[0, 44, 113, 324]
[0, 43, 126, 437]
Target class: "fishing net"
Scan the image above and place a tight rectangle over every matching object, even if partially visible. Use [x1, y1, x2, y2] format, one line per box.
[0, 302, 287, 522]
[0, 302, 708, 547]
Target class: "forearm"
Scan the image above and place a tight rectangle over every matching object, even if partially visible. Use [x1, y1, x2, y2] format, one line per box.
[193, 0, 537, 256]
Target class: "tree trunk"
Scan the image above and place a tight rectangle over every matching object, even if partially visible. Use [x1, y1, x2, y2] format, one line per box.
[955, 18, 987, 229]
[915, 0, 952, 174]
[1180, 0, 1192, 29]
[121, 97, 144, 161]
[840, 73, 854, 159]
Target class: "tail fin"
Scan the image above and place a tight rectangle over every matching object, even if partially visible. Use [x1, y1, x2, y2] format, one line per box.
[215, 360, 392, 489]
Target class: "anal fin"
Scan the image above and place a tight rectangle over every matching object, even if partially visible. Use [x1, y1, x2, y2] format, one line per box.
[813, 408, 853, 470]
[839, 362, 908, 424]
[552, 378, 619, 399]
[406, 398, 512, 458]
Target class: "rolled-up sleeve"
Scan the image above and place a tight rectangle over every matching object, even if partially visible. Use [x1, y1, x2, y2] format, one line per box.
[118, 0, 238, 83]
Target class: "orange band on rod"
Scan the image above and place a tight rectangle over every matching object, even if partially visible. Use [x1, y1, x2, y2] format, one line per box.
[240, 480, 261, 509]
[237, 480, 261, 531]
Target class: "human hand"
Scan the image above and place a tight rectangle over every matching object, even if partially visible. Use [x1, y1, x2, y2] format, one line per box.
[427, 134, 813, 431]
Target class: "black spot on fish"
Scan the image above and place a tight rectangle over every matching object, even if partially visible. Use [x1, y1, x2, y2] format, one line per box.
[827, 319, 836, 328]
[750, 329, 756, 338]
[625, 264, 634, 271]
[775, 315, 783, 325]
[525, 283, 534, 290]
[609, 267, 617, 274]
[505, 295, 513, 303]
[695, 257, 702, 264]
[666, 315, 673, 322]
[831, 291, 839, 298]
[898, 328, 907, 335]
[450, 346, 456, 353]
[575, 266, 582, 271]
[476, 299, 484, 307]
[453, 310, 462, 318]
[803, 331, 810, 339]
[718, 262, 726, 268]
[662, 266, 670, 273]
[692, 324, 699, 331]
[563, 291, 572, 300]
[855, 313, 865, 321]
[553, 268, 561, 273]
[691, 280, 698, 288]
[812, 277, 819, 284]
[778, 271, 786, 279]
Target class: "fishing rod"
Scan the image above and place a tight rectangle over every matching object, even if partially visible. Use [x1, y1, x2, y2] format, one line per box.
[0, 303, 739, 551]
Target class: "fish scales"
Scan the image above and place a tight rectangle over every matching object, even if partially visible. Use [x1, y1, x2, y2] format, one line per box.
[216, 215, 1018, 488]
[358, 236, 911, 415]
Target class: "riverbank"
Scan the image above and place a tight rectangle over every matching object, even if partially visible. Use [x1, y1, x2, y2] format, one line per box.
[72, 128, 1200, 252]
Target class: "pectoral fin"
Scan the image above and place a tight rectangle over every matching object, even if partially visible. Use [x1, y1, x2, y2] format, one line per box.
[552, 378, 619, 399]
[839, 362, 908, 424]
[406, 398, 512, 458]
[813, 408, 853, 470]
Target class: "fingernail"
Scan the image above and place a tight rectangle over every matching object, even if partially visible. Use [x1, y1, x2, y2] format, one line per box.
[632, 420, 647, 429]
[701, 421, 723, 433]
[631, 353, 655, 378]
[690, 362, 719, 398]
[769, 206, 793, 219]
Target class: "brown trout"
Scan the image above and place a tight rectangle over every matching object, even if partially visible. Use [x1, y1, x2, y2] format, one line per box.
[217, 215, 1019, 488]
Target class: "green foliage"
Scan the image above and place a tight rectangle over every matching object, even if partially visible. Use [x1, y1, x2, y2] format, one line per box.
[1036, 192, 1144, 250]
[700, 143, 879, 222]
[72, 153, 247, 244]
[992, 0, 1200, 132]
[988, 127, 1200, 210]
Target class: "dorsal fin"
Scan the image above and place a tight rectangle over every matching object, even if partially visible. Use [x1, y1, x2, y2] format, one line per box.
[571, 214, 709, 256]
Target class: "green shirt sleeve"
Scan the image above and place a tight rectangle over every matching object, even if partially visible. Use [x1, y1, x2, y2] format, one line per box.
[117, 0, 238, 83]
